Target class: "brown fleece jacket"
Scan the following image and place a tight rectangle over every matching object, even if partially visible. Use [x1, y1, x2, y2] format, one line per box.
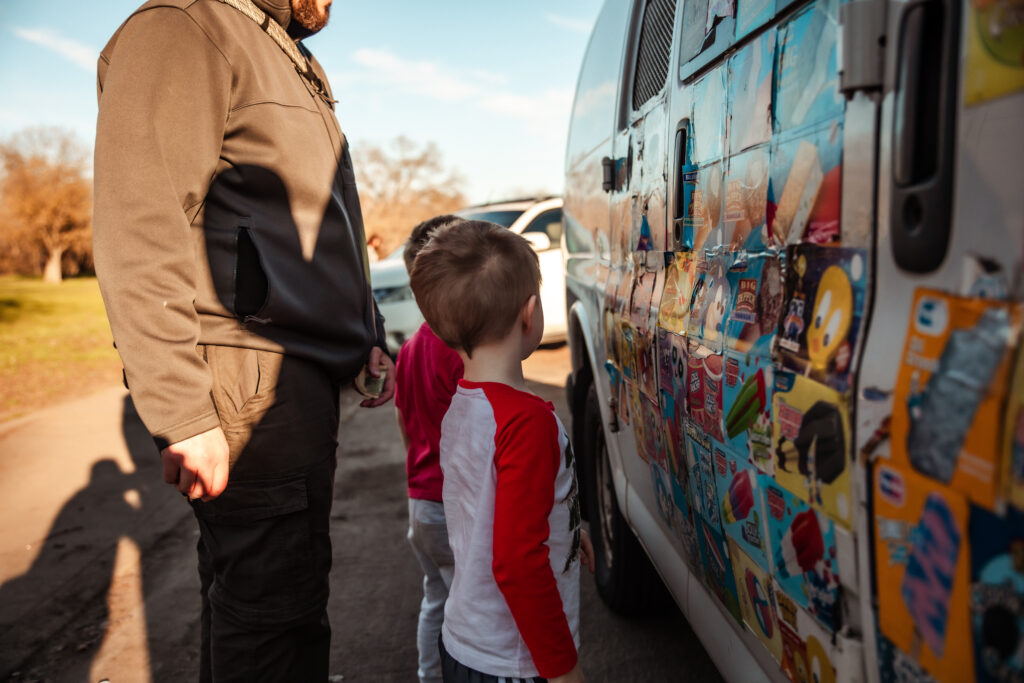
[93, 0, 385, 449]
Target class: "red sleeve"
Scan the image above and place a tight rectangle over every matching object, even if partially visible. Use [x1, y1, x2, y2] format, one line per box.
[491, 402, 577, 678]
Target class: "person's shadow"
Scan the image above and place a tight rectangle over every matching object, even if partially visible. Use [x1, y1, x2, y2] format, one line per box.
[0, 395, 187, 681]
[0, 456, 140, 677]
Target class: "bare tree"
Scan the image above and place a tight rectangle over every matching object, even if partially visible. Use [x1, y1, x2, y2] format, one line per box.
[353, 136, 466, 257]
[0, 128, 92, 283]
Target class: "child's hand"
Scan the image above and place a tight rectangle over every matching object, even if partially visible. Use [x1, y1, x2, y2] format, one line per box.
[580, 529, 596, 574]
[550, 663, 584, 683]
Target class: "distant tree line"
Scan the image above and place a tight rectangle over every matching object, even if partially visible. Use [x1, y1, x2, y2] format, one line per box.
[0, 127, 92, 283]
[0, 129, 464, 283]
[353, 135, 466, 258]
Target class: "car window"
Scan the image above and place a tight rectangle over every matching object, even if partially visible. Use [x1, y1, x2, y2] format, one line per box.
[522, 209, 563, 249]
[456, 209, 524, 227]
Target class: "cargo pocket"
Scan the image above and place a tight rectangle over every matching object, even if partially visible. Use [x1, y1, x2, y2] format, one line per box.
[191, 474, 319, 625]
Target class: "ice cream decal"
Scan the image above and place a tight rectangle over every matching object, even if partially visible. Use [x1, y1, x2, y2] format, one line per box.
[901, 493, 962, 658]
[723, 469, 756, 523]
[776, 509, 825, 579]
[726, 368, 768, 439]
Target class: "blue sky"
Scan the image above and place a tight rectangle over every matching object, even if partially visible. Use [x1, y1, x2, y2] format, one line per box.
[0, 1, 602, 203]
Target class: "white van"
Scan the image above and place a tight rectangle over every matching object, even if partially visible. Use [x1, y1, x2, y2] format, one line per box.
[563, 0, 1024, 681]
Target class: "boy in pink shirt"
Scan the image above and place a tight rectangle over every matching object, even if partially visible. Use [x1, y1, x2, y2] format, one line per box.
[410, 219, 594, 683]
[395, 215, 465, 683]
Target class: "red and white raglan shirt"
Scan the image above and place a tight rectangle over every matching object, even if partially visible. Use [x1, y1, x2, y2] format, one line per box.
[439, 380, 582, 679]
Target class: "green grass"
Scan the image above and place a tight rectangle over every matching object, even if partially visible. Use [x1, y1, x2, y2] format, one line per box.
[0, 275, 122, 421]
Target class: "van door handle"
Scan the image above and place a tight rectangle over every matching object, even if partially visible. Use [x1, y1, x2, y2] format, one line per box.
[602, 156, 615, 192]
[889, 0, 961, 273]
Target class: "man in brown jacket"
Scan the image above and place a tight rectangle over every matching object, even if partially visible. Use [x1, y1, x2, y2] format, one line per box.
[93, 0, 394, 679]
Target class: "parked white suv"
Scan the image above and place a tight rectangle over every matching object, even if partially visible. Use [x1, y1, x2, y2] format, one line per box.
[370, 196, 568, 355]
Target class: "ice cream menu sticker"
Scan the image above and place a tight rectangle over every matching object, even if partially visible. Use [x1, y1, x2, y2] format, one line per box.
[776, 244, 867, 392]
[713, 446, 772, 571]
[730, 538, 784, 664]
[763, 482, 840, 632]
[875, 465, 973, 683]
[722, 352, 774, 475]
[890, 289, 1022, 510]
[969, 505, 1024, 683]
[771, 370, 853, 528]
[724, 251, 784, 358]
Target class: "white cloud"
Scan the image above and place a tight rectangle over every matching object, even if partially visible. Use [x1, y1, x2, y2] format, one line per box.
[544, 13, 594, 34]
[468, 68, 508, 86]
[481, 88, 574, 125]
[340, 48, 571, 130]
[351, 48, 480, 101]
[13, 27, 96, 72]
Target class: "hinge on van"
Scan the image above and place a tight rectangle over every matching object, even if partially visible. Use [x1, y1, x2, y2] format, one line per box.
[838, 0, 887, 95]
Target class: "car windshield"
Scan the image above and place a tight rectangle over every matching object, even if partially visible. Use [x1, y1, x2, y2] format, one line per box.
[383, 245, 405, 262]
[455, 209, 524, 227]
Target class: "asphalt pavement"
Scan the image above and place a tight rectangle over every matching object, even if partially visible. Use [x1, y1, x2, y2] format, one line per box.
[0, 345, 722, 682]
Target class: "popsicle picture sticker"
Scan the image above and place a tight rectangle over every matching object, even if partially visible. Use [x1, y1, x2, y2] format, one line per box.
[775, 509, 825, 579]
[723, 469, 756, 523]
[726, 368, 767, 439]
[901, 492, 962, 658]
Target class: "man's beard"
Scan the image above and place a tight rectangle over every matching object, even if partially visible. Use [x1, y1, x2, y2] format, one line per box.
[290, 0, 329, 36]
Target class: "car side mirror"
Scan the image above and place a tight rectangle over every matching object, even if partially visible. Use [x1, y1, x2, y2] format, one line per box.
[523, 232, 551, 252]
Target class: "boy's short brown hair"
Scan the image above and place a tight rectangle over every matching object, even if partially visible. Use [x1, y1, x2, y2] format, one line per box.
[410, 219, 541, 357]
[403, 214, 462, 273]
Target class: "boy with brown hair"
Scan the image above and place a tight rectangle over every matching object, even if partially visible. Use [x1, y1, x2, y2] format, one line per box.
[410, 220, 593, 683]
[394, 214, 464, 683]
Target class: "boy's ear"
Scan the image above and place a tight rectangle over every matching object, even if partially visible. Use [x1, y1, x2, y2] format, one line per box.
[521, 294, 538, 332]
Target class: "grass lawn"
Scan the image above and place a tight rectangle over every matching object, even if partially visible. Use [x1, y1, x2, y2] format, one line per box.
[0, 276, 123, 422]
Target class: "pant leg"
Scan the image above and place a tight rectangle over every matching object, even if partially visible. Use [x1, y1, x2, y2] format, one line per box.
[191, 346, 339, 683]
[408, 498, 455, 683]
[438, 635, 547, 683]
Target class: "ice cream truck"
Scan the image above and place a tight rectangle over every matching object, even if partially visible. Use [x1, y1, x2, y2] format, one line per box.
[561, 0, 1024, 680]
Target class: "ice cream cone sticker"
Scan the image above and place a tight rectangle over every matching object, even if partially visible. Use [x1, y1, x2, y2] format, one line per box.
[901, 493, 961, 658]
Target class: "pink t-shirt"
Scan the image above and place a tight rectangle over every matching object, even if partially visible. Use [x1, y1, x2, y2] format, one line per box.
[395, 323, 464, 502]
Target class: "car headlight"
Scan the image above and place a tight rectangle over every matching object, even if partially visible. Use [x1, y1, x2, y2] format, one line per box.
[373, 285, 414, 304]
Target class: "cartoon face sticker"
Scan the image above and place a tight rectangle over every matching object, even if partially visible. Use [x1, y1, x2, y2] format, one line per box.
[807, 266, 852, 371]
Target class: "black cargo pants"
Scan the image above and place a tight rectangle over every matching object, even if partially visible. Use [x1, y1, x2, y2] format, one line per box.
[189, 345, 340, 682]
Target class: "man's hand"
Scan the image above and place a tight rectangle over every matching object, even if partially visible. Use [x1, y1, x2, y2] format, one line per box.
[360, 346, 396, 408]
[580, 529, 596, 574]
[550, 663, 584, 683]
[161, 426, 230, 501]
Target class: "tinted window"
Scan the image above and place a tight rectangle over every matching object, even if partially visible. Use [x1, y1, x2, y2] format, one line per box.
[632, 0, 677, 110]
[455, 209, 524, 227]
[523, 209, 563, 249]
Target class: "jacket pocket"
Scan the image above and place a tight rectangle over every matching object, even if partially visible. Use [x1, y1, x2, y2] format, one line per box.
[234, 226, 269, 320]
